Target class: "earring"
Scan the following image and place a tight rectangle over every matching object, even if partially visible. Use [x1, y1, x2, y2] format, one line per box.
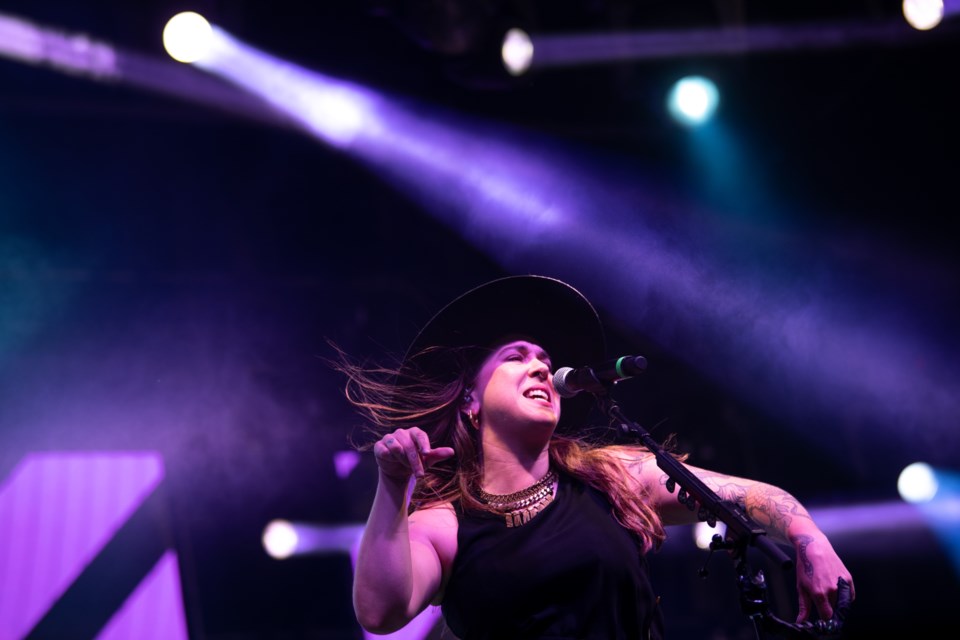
[463, 386, 478, 428]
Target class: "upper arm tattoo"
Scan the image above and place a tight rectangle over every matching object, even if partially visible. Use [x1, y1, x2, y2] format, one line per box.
[693, 470, 812, 543]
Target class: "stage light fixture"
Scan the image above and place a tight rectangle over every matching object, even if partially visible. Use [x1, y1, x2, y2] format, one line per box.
[905, 0, 960, 29]
[262, 520, 364, 559]
[262, 519, 299, 559]
[693, 520, 727, 550]
[903, 0, 945, 29]
[501, 27, 533, 76]
[898, 462, 939, 503]
[667, 75, 719, 127]
[163, 11, 214, 63]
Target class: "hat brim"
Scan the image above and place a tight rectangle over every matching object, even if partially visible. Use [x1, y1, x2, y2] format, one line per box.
[403, 275, 606, 432]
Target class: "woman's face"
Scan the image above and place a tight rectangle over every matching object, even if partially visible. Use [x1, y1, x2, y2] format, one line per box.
[467, 339, 561, 431]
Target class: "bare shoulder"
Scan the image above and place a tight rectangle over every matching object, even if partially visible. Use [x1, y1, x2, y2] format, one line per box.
[409, 502, 459, 604]
[595, 444, 670, 497]
[409, 501, 457, 528]
[600, 445, 657, 473]
[409, 502, 458, 564]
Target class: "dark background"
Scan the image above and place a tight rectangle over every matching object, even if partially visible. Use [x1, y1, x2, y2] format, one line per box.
[2, 1, 959, 638]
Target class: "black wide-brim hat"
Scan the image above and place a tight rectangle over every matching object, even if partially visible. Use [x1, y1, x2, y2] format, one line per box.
[402, 274, 607, 432]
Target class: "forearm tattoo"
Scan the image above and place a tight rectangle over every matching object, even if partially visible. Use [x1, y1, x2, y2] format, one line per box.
[693, 472, 813, 544]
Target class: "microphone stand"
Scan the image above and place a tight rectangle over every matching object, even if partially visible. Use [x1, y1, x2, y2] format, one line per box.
[596, 394, 845, 639]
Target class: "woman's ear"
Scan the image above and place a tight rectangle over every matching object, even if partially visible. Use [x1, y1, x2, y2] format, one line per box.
[462, 387, 480, 428]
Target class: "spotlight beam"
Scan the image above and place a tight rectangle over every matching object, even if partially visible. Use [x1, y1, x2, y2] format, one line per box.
[0, 12, 297, 129]
[520, 19, 955, 71]
[194, 47, 952, 464]
[3, 12, 956, 465]
[125, 20, 960, 463]
[115, 49, 300, 129]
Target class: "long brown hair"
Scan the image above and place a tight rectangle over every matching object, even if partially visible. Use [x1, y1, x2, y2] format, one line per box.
[330, 342, 667, 553]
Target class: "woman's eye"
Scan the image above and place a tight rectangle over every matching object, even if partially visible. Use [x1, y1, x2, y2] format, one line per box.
[505, 354, 523, 361]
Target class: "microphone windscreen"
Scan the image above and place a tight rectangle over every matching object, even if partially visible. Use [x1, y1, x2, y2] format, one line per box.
[552, 367, 578, 398]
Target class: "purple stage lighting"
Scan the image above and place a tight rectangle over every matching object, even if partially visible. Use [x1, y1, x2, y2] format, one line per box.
[0, 11, 117, 77]
[262, 520, 363, 559]
[506, 19, 931, 73]
[0, 451, 186, 640]
[184, 23, 960, 466]
[0, 11, 296, 130]
[194, 27, 376, 148]
[904, 0, 960, 30]
[333, 450, 362, 479]
[97, 551, 188, 640]
[4, 10, 954, 479]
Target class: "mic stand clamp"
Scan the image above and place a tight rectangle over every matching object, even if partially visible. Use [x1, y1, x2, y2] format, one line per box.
[596, 394, 846, 638]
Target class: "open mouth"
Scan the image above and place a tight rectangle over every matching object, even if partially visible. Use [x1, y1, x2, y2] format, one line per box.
[523, 388, 551, 403]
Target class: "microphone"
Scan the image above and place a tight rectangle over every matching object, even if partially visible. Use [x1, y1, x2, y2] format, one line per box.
[552, 355, 647, 398]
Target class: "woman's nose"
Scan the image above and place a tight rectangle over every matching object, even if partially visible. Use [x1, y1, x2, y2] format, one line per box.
[529, 359, 550, 380]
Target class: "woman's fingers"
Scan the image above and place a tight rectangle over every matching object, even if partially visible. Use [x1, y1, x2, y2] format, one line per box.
[813, 589, 834, 621]
[410, 428, 455, 469]
[795, 589, 811, 624]
[391, 429, 425, 477]
[410, 427, 432, 455]
[374, 428, 453, 479]
[422, 446, 456, 467]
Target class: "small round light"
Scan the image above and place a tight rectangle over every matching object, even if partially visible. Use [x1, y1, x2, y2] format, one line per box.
[262, 519, 299, 559]
[693, 520, 727, 550]
[897, 462, 939, 503]
[163, 11, 214, 63]
[903, 0, 944, 31]
[667, 75, 720, 127]
[502, 28, 534, 76]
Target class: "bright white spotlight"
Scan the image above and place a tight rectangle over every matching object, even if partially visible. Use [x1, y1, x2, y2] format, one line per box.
[898, 462, 939, 503]
[502, 28, 534, 76]
[262, 520, 365, 559]
[693, 520, 727, 550]
[262, 519, 299, 559]
[903, 0, 945, 30]
[667, 75, 719, 127]
[163, 11, 214, 63]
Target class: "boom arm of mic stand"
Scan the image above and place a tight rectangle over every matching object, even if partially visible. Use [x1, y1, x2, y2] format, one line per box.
[606, 402, 793, 571]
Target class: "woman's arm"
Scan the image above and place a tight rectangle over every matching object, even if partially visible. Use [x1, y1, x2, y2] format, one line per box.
[628, 453, 855, 624]
[352, 428, 456, 634]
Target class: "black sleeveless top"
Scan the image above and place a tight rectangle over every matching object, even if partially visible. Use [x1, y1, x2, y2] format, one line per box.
[441, 473, 664, 639]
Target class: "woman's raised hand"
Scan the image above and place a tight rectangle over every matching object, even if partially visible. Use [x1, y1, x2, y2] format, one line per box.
[374, 427, 455, 482]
